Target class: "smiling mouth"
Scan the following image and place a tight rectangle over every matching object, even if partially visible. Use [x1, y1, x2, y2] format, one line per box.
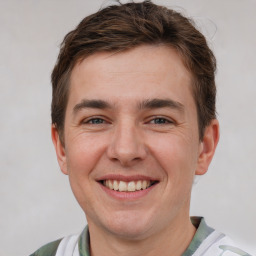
[100, 180, 158, 192]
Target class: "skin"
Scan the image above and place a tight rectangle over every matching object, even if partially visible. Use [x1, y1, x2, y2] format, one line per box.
[52, 45, 219, 256]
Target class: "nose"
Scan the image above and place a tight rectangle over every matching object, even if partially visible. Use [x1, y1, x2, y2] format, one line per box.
[106, 120, 147, 166]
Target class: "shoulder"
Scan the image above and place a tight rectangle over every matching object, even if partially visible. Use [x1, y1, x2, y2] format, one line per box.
[215, 236, 253, 256]
[29, 239, 62, 256]
[198, 231, 253, 256]
[29, 227, 87, 256]
[190, 217, 253, 256]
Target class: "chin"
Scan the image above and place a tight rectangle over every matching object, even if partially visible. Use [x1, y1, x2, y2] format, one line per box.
[101, 211, 155, 240]
[108, 224, 152, 240]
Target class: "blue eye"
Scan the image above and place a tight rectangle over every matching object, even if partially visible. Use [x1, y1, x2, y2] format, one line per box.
[87, 118, 105, 124]
[151, 118, 171, 124]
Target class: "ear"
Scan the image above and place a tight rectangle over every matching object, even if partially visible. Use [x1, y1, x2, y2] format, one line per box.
[195, 119, 220, 175]
[51, 125, 68, 175]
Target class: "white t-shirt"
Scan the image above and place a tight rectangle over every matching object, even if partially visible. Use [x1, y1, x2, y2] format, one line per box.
[31, 217, 253, 256]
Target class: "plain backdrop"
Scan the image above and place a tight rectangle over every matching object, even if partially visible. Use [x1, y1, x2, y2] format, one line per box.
[0, 0, 255, 255]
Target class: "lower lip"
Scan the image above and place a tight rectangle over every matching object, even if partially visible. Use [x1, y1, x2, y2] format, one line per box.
[99, 182, 157, 200]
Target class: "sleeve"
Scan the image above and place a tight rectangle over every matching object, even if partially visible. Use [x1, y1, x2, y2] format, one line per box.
[29, 239, 62, 256]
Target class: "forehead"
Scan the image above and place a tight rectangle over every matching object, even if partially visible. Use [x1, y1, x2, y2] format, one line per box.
[68, 45, 194, 109]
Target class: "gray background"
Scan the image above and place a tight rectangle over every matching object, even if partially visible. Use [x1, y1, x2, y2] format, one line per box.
[0, 0, 255, 255]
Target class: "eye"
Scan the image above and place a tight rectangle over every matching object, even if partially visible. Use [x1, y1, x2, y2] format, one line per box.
[85, 118, 105, 124]
[79, 116, 111, 131]
[149, 117, 173, 125]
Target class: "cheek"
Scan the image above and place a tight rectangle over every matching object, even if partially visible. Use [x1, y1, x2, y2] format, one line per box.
[65, 134, 107, 177]
[65, 135, 107, 211]
[149, 134, 198, 174]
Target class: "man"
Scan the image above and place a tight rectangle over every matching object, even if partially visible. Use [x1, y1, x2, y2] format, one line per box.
[30, 1, 252, 255]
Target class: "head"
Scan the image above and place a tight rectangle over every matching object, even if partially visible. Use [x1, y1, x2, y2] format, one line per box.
[51, 0, 219, 243]
[51, 0, 216, 144]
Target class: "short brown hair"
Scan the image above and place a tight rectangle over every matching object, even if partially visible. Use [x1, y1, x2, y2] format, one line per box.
[51, 0, 216, 141]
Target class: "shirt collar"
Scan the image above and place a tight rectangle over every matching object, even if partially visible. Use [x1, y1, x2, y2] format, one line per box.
[78, 217, 214, 256]
[182, 217, 214, 256]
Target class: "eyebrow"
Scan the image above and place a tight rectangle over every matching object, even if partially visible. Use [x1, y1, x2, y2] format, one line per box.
[73, 98, 184, 114]
[73, 99, 111, 114]
[138, 98, 184, 112]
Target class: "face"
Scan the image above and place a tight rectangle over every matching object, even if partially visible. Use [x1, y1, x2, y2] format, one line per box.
[52, 45, 218, 240]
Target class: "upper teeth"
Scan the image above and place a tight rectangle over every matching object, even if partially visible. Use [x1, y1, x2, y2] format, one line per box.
[104, 180, 151, 192]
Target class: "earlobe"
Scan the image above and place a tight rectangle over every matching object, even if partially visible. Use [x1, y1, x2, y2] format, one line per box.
[195, 119, 220, 175]
[51, 125, 68, 175]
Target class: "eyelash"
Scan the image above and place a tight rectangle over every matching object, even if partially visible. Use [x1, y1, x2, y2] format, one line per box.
[82, 117, 107, 125]
[82, 116, 174, 126]
[148, 117, 173, 125]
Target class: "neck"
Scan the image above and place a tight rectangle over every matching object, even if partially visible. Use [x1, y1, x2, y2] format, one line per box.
[87, 215, 196, 256]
